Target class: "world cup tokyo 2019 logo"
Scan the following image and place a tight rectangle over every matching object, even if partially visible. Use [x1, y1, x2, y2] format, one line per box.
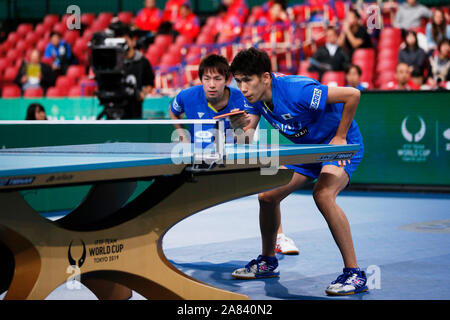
[398, 115, 431, 162]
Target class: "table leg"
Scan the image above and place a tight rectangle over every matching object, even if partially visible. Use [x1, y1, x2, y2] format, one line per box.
[0, 169, 293, 300]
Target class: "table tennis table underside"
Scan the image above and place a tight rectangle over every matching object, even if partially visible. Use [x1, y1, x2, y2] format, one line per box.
[0, 143, 359, 300]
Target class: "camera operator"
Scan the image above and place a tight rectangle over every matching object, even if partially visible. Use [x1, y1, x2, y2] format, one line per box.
[112, 22, 155, 119]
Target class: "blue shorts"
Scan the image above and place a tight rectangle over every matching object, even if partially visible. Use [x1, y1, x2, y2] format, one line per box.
[285, 128, 364, 181]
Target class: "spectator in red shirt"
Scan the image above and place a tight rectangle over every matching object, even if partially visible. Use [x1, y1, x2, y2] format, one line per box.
[173, 4, 200, 40]
[135, 0, 163, 33]
[213, 3, 243, 41]
[258, 1, 290, 43]
[163, 0, 190, 24]
[222, 0, 249, 24]
[387, 62, 420, 90]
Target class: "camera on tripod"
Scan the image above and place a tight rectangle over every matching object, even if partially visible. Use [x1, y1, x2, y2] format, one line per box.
[90, 26, 137, 119]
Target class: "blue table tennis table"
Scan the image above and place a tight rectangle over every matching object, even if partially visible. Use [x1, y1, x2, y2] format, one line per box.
[0, 142, 359, 300]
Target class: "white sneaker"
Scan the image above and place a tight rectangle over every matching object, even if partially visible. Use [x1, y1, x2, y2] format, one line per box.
[275, 233, 299, 255]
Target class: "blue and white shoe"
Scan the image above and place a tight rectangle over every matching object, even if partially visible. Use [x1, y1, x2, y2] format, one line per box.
[325, 268, 368, 295]
[232, 255, 280, 279]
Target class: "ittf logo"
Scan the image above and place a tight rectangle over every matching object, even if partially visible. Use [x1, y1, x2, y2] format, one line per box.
[401, 116, 426, 143]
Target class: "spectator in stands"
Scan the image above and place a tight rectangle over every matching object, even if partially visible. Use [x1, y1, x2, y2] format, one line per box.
[222, 0, 249, 24]
[135, 0, 163, 33]
[387, 62, 420, 90]
[425, 8, 450, 53]
[42, 31, 74, 76]
[308, 27, 350, 81]
[15, 49, 56, 96]
[398, 30, 428, 75]
[345, 64, 365, 91]
[411, 66, 431, 90]
[25, 103, 47, 120]
[213, 4, 243, 41]
[429, 38, 450, 87]
[258, 0, 290, 43]
[337, 9, 373, 58]
[394, 0, 432, 31]
[113, 22, 155, 119]
[173, 3, 200, 40]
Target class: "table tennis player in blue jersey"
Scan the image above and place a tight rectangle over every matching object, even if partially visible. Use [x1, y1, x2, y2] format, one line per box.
[169, 54, 248, 144]
[169, 53, 300, 255]
[228, 47, 368, 296]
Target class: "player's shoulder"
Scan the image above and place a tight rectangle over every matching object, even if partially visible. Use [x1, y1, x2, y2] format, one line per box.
[176, 85, 204, 99]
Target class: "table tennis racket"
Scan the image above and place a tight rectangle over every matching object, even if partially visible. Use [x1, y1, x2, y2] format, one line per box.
[213, 110, 248, 119]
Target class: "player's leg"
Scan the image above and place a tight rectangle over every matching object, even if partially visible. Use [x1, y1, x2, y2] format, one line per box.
[313, 164, 368, 295]
[258, 171, 311, 256]
[232, 169, 312, 279]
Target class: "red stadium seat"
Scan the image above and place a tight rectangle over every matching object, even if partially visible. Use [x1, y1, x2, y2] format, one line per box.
[15, 39, 28, 54]
[352, 48, 375, 62]
[7, 32, 19, 44]
[43, 14, 59, 27]
[321, 71, 346, 86]
[1, 85, 21, 98]
[24, 87, 44, 97]
[46, 87, 64, 97]
[55, 76, 75, 94]
[154, 35, 173, 48]
[3, 67, 18, 83]
[118, 12, 134, 24]
[64, 30, 80, 46]
[380, 28, 401, 42]
[79, 79, 97, 96]
[34, 23, 50, 37]
[68, 86, 82, 97]
[376, 59, 398, 72]
[16, 23, 33, 37]
[53, 22, 67, 35]
[81, 13, 95, 26]
[0, 58, 9, 72]
[24, 32, 39, 46]
[66, 65, 86, 81]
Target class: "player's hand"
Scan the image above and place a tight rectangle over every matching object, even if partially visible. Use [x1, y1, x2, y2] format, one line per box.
[329, 136, 350, 167]
[229, 108, 250, 130]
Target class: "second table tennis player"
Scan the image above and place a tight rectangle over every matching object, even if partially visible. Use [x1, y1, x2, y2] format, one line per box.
[228, 47, 367, 296]
[169, 53, 300, 255]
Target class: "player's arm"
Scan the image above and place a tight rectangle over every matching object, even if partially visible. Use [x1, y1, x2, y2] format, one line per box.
[326, 86, 360, 144]
[169, 98, 190, 142]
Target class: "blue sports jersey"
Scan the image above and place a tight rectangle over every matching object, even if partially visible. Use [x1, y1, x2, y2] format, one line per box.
[249, 73, 362, 145]
[248, 73, 364, 180]
[170, 85, 255, 143]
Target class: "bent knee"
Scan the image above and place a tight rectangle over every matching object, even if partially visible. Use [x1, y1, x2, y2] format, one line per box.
[312, 187, 336, 205]
[258, 192, 280, 206]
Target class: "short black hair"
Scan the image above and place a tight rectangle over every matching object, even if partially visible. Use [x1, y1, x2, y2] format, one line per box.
[345, 63, 362, 76]
[49, 31, 62, 38]
[348, 8, 361, 19]
[438, 38, 449, 52]
[110, 21, 133, 37]
[230, 47, 272, 76]
[198, 54, 230, 80]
